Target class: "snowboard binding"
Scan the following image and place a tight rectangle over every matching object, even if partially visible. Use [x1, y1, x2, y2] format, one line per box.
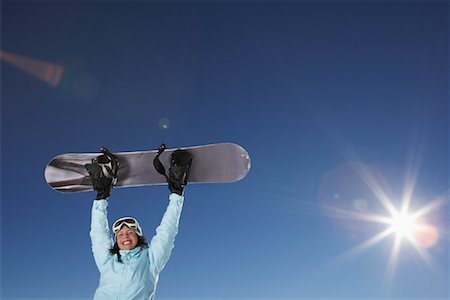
[153, 144, 193, 195]
[85, 147, 119, 200]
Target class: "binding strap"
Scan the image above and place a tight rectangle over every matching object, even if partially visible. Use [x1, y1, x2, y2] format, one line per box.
[92, 147, 119, 186]
[153, 144, 169, 181]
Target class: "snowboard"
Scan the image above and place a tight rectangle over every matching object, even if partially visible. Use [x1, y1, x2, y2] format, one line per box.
[45, 143, 251, 193]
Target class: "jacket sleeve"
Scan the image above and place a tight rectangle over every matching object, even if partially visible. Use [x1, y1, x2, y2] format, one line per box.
[148, 193, 184, 274]
[90, 199, 113, 271]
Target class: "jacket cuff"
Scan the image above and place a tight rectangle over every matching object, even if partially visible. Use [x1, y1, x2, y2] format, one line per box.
[93, 199, 108, 209]
[169, 193, 184, 205]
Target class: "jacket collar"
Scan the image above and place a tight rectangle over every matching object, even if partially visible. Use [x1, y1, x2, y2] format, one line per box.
[119, 246, 142, 257]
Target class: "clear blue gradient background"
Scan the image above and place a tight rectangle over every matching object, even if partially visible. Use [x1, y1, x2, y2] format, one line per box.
[1, 1, 448, 299]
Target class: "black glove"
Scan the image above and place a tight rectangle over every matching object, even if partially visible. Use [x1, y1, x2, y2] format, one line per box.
[85, 148, 119, 200]
[168, 150, 193, 195]
[85, 163, 114, 200]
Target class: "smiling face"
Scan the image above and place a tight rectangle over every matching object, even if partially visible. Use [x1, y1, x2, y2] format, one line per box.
[116, 225, 139, 250]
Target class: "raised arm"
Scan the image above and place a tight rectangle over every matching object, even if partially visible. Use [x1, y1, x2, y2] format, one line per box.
[148, 193, 184, 274]
[90, 199, 113, 271]
[84, 148, 118, 271]
[148, 146, 191, 274]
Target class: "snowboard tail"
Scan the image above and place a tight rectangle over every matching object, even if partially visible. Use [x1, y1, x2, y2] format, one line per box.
[45, 143, 251, 193]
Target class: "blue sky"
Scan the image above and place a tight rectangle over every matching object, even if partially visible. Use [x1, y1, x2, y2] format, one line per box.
[1, 1, 448, 299]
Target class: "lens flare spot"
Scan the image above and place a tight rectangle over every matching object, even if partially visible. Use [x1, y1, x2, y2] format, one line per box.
[414, 223, 439, 248]
[0, 50, 63, 87]
[318, 162, 390, 233]
[353, 198, 369, 212]
[158, 118, 170, 129]
[45, 64, 64, 86]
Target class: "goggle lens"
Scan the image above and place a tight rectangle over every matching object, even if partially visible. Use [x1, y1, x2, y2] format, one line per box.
[113, 218, 139, 234]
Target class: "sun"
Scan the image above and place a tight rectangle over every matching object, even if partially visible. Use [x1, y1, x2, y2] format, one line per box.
[388, 210, 418, 239]
[385, 207, 440, 249]
[321, 162, 448, 284]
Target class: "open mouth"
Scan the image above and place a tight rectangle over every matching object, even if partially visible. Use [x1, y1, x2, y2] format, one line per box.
[122, 240, 132, 246]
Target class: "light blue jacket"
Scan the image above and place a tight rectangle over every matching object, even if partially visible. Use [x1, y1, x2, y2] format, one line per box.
[90, 193, 184, 300]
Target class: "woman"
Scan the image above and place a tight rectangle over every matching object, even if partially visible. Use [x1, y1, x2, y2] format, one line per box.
[86, 149, 192, 299]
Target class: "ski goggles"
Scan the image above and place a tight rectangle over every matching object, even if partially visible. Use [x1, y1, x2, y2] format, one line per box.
[113, 217, 143, 236]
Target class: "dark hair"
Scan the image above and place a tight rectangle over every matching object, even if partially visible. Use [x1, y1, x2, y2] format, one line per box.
[109, 235, 148, 262]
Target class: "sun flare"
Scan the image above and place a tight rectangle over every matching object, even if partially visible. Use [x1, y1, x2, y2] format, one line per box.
[388, 210, 417, 238]
[320, 162, 448, 284]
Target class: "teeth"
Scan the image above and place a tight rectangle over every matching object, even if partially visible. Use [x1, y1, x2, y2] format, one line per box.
[123, 241, 131, 245]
